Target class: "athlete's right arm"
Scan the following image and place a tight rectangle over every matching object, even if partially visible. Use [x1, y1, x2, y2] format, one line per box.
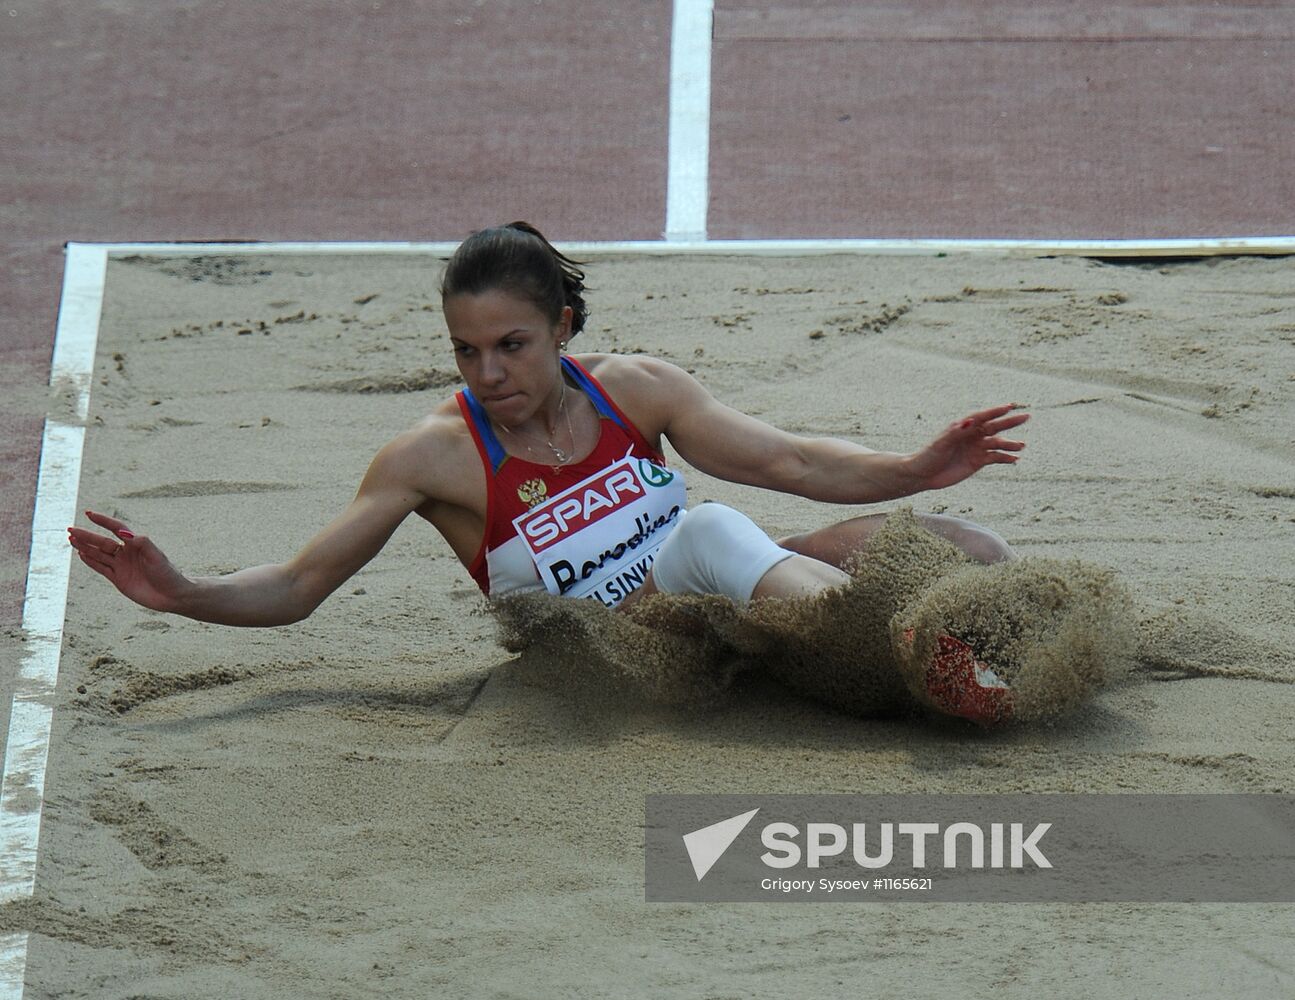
[68, 433, 432, 627]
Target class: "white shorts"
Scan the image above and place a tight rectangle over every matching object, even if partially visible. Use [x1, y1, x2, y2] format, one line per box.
[649, 502, 796, 603]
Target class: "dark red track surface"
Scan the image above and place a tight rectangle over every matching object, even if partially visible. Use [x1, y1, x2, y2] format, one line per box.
[710, 0, 1295, 239]
[3, 0, 1293, 628]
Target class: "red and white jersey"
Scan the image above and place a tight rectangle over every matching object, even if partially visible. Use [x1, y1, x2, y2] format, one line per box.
[457, 357, 688, 608]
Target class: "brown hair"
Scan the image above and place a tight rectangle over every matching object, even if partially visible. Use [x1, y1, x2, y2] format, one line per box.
[440, 222, 588, 335]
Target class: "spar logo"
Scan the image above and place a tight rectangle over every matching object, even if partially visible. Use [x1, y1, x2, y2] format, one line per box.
[515, 460, 644, 553]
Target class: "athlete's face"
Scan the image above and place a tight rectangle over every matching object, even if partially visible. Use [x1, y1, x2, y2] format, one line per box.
[443, 289, 571, 426]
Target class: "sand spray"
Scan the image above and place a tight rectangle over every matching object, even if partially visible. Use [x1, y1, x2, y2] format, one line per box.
[493, 510, 1141, 724]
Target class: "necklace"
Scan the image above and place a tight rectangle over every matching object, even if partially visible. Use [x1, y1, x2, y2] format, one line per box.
[496, 380, 577, 471]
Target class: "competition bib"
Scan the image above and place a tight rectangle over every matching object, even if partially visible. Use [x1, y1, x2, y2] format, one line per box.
[512, 452, 687, 607]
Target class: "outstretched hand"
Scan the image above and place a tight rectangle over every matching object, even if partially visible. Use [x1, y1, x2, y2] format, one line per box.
[67, 510, 191, 614]
[905, 403, 1029, 492]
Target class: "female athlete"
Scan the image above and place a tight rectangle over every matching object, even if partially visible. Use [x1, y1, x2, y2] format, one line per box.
[67, 223, 1028, 716]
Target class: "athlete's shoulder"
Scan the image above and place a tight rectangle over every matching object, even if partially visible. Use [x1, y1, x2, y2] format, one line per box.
[394, 395, 470, 449]
[573, 352, 694, 395]
[405, 396, 479, 459]
[571, 353, 706, 441]
[363, 395, 480, 502]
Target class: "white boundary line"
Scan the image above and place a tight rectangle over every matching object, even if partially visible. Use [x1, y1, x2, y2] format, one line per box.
[3, 230, 1293, 995]
[85, 236, 1295, 257]
[665, 0, 714, 242]
[0, 245, 107, 998]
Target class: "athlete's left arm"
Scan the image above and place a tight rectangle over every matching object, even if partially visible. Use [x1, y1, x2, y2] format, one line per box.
[621, 357, 1027, 504]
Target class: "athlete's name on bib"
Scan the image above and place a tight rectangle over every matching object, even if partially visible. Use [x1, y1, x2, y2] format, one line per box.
[549, 507, 681, 596]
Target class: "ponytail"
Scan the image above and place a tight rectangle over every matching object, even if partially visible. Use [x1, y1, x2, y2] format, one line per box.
[441, 221, 589, 336]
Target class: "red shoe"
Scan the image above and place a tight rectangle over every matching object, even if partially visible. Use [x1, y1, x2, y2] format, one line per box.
[901, 629, 1014, 725]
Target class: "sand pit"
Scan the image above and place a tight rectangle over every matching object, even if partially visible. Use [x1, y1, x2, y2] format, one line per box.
[6, 252, 1293, 997]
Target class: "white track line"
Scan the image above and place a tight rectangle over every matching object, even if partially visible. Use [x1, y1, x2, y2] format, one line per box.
[83, 236, 1295, 257]
[0, 245, 107, 998]
[665, 0, 714, 242]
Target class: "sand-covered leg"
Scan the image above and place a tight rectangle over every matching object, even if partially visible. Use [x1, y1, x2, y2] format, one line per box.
[490, 510, 1136, 726]
[891, 558, 1136, 724]
[741, 509, 971, 717]
[781, 509, 1016, 567]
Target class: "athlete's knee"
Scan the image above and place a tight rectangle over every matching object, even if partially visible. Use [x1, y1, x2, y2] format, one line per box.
[650, 502, 795, 603]
[917, 513, 1016, 564]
